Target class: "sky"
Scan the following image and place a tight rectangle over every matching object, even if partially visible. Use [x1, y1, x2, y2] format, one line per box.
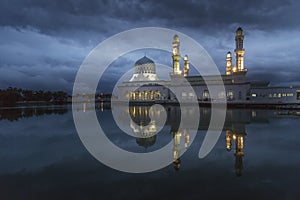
[0, 0, 300, 93]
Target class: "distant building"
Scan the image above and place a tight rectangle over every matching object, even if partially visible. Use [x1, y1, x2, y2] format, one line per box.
[117, 28, 300, 105]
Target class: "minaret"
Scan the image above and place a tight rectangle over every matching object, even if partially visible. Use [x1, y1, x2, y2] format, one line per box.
[234, 27, 246, 72]
[172, 35, 182, 76]
[226, 52, 233, 75]
[183, 55, 189, 77]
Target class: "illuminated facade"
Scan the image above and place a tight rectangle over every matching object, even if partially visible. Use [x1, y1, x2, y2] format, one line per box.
[117, 28, 300, 105]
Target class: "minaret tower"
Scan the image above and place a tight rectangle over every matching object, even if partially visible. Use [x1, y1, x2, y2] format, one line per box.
[172, 35, 182, 76]
[226, 51, 233, 75]
[183, 55, 189, 77]
[234, 27, 246, 72]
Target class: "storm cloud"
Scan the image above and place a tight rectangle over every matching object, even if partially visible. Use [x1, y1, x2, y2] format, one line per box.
[0, 0, 300, 92]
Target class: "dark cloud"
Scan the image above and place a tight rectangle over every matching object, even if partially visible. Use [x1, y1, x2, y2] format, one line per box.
[247, 66, 300, 86]
[1, 0, 299, 37]
[0, 0, 299, 92]
[0, 64, 76, 91]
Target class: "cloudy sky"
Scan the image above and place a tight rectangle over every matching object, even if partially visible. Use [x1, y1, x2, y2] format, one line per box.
[0, 0, 300, 93]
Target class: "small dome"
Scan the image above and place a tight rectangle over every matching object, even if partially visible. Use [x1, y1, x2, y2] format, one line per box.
[173, 34, 179, 42]
[135, 56, 154, 66]
[236, 27, 243, 35]
[226, 51, 232, 57]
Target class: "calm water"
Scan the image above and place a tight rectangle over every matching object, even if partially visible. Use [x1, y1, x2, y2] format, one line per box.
[0, 104, 300, 200]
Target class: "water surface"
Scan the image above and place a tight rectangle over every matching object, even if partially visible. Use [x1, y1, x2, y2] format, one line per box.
[0, 105, 299, 200]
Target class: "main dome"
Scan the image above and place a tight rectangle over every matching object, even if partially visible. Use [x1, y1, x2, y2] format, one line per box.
[129, 56, 158, 82]
[135, 56, 155, 66]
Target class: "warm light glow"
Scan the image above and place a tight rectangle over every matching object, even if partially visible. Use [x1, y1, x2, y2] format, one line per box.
[101, 102, 104, 112]
[173, 151, 179, 160]
[227, 90, 234, 100]
[238, 137, 244, 150]
[173, 49, 177, 55]
[226, 131, 231, 150]
[83, 103, 86, 112]
[184, 130, 190, 148]
[232, 134, 237, 140]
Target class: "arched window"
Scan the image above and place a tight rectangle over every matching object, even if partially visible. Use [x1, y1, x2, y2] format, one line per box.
[227, 90, 234, 100]
[238, 91, 242, 100]
[203, 90, 209, 100]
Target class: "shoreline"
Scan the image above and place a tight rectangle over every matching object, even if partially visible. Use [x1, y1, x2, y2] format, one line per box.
[1, 100, 300, 110]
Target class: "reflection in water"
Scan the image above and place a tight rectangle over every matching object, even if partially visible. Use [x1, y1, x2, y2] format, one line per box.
[1, 104, 294, 177]
[226, 125, 247, 176]
[74, 102, 111, 113]
[172, 129, 191, 171]
[0, 106, 68, 121]
[136, 135, 157, 149]
[1, 105, 300, 198]
[119, 105, 277, 175]
[79, 104, 292, 176]
[115, 105, 193, 171]
[129, 106, 154, 136]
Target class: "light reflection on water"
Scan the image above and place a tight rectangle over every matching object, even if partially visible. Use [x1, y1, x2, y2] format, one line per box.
[0, 104, 300, 199]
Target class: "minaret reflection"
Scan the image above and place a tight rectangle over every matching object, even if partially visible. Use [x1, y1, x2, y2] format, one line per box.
[172, 131, 182, 171]
[171, 129, 190, 171]
[225, 124, 247, 176]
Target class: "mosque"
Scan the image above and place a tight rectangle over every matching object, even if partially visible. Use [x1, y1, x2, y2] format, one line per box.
[117, 28, 300, 106]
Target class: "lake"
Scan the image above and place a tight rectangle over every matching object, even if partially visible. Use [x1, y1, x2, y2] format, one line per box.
[0, 104, 300, 200]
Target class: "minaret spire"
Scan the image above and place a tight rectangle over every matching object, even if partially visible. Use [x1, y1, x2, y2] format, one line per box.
[171, 34, 182, 77]
[234, 27, 246, 72]
[226, 51, 233, 75]
[183, 55, 189, 77]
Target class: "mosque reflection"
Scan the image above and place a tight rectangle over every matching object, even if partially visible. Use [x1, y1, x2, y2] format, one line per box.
[113, 105, 274, 176]
[129, 106, 158, 149]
